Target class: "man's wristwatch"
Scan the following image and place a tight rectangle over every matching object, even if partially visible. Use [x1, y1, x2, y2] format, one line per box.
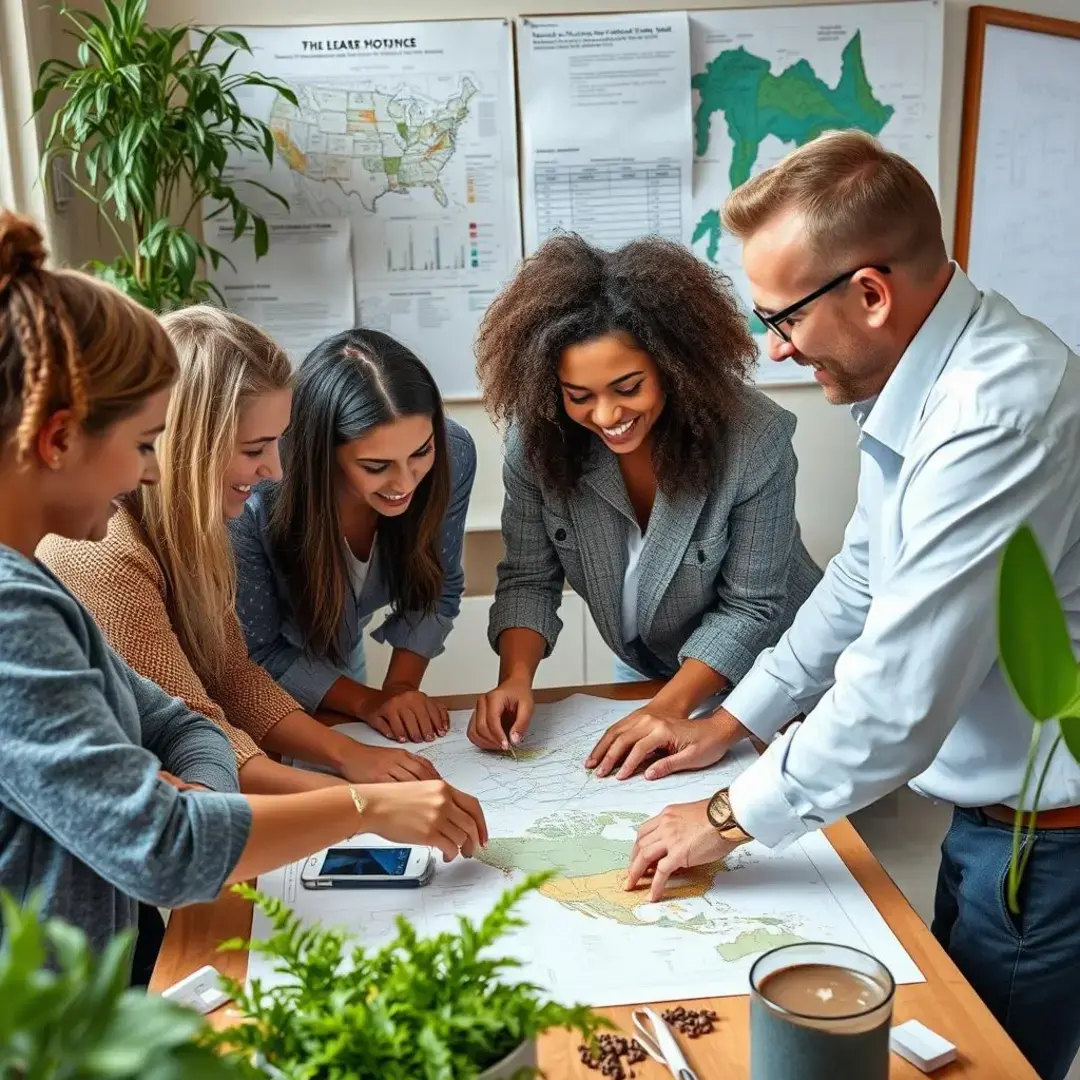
[707, 789, 752, 844]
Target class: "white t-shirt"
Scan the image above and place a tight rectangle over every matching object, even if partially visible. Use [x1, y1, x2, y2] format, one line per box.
[344, 539, 373, 597]
[621, 522, 646, 644]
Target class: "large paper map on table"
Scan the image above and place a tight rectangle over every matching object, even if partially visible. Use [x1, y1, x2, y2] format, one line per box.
[249, 695, 922, 1005]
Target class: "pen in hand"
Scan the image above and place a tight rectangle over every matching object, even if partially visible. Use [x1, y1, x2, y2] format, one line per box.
[502, 717, 518, 760]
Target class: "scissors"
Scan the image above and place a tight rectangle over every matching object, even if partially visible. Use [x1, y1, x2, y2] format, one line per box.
[631, 1007, 699, 1080]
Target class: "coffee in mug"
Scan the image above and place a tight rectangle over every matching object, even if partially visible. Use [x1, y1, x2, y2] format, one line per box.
[749, 943, 895, 1080]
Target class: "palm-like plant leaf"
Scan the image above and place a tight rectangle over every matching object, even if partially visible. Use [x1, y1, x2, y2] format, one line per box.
[34, 0, 291, 312]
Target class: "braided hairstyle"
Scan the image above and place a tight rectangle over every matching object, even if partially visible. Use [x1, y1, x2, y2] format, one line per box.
[0, 210, 177, 465]
[475, 233, 757, 496]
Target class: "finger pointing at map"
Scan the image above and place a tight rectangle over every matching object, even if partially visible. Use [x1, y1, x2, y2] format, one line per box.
[625, 800, 737, 903]
[468, 676, 536, 752]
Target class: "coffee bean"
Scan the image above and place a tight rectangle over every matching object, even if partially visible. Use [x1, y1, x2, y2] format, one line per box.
[581, 1013, 718, 1074]
[660, 1005, 719, 1039]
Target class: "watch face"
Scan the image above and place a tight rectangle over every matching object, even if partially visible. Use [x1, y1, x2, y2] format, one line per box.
[708, 791, 732, 830]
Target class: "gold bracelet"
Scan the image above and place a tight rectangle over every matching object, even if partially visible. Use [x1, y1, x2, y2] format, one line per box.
[348, 785, 367, 821]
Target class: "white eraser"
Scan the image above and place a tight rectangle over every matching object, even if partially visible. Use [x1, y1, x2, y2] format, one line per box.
[161, 964, 232, 1015]
[890, 1019, 957, 1073]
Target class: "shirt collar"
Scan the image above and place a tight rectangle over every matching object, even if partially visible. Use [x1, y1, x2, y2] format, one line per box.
[856, 264, 981, 455]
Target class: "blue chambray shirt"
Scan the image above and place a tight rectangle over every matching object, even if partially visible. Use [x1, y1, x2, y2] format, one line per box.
[230, 419, 476, 710]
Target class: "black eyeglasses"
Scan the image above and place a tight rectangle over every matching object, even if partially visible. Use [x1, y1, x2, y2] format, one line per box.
[753, 265, 891, 343]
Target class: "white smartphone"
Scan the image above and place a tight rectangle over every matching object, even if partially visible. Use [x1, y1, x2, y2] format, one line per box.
[300, 845, 435, 890]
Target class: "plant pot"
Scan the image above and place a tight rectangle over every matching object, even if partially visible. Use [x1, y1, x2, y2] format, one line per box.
[478, 1038, 538, 1079]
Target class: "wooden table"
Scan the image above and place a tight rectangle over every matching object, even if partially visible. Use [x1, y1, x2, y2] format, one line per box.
[151, 683, 1037, 1078]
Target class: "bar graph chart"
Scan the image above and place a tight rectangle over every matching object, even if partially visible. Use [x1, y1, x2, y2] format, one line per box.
[385, 222, 468, 273]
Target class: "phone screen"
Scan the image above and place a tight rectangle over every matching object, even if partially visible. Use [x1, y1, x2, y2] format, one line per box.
[319, 847, 412, 877]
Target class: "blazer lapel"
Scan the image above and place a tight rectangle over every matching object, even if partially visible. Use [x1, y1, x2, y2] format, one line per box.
[574, 448, 635, 650]
[580, 446, 635, 520]
[636, 482, 709, 636]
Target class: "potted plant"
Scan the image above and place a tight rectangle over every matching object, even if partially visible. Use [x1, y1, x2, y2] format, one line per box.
[210, 871, 610, 1079]
[33, 0, 295, 311]
[997, 524, 1080, 912]
[0, 891, 241, 1079]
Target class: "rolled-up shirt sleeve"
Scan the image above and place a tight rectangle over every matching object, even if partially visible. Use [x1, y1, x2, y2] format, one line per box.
[730, 420, 1060, 849]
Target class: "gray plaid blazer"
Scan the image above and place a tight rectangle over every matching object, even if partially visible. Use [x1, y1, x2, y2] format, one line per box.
[488, 387, 821, 682]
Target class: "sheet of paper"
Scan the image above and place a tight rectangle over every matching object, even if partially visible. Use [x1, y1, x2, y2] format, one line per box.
[517, 12, 693, 254]
[966, 23, 1080, 352]
[689, 0, 943, 385]
[249, 694, 922, 1007]
[201, 20, 521, 399]
[206, 218, 353, 365]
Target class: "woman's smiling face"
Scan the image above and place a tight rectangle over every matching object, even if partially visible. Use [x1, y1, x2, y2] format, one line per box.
[334, 413, 436, 518]
[557, 332, 666, 455]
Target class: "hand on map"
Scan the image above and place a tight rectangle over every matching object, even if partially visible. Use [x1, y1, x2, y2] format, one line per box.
[364, 780, 488, 863]
[625, 799, 740, 903]
[586, 706, 747, 780]
[366, 685, 449, 744]
[339, 743, 440, 783]
[468, 676, 535, 751]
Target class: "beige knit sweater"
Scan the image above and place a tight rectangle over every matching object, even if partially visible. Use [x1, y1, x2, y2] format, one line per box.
[38, 508, 300, 766]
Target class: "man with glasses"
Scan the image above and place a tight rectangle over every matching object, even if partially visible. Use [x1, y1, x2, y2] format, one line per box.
[603, 130, 1080, 1080]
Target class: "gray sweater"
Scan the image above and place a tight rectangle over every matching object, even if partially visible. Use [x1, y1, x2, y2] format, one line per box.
[0, 546, 253, 956]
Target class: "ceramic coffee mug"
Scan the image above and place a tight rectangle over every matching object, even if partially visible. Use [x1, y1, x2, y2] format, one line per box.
[749, 942, 895, 1080]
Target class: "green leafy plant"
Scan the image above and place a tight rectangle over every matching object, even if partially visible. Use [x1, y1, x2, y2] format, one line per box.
[33, 0, 296, 311]
[997, 524, 1080, 913]
[0, 891, 241, 1080]
[210, 872, 610, 1080]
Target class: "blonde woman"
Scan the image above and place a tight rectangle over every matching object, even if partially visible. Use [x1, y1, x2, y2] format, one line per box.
[0, 211, 485, 977]
[41, 306, 437, 791]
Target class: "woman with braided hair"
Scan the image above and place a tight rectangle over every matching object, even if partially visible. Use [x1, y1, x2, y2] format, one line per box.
[469, 233, 820, 778]
[0, 211, 486, 978]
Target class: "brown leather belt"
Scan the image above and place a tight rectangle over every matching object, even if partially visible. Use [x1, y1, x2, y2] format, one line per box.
[981, 803, 1080, 829]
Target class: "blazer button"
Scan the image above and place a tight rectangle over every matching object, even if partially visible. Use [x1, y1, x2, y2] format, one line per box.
[555, 528, 567, 542]
[697, 549, 706, 563]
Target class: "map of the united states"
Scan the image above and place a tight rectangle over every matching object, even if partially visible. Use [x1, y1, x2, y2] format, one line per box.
[269, 78, 477, 212]
[691, 32, 894, 262]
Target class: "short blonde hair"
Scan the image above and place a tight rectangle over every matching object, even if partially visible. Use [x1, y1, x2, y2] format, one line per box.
[722, 130, 946, 277]
[0, 210, 177, 462]
[131, 306, 291, 681]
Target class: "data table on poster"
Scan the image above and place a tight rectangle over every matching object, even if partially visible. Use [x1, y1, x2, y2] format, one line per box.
[533, 161, 684, 249]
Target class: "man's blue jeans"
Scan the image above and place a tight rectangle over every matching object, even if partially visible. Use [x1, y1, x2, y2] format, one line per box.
[933, 807, 1080, 1080]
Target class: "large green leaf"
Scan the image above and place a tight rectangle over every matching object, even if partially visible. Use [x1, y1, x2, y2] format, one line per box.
[998, 525, 1077, 720]
[1058, 681, 1080, 763]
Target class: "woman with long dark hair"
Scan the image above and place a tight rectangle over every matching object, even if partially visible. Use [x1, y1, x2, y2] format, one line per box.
[231, 328, 475, 744]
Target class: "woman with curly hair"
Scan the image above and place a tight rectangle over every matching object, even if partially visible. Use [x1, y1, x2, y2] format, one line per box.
[469, 234, 820, 779]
